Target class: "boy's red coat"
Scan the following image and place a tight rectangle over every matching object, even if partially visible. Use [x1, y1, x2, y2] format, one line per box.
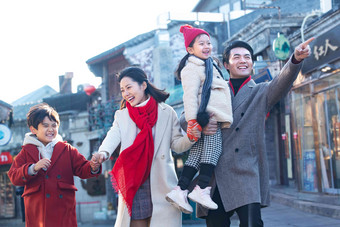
[8, 141, 100, 227]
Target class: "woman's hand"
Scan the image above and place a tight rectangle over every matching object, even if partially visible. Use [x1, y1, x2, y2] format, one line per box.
[90, 152, 106, 172]
[187, 119, 202, 142]
[190, 122, 202, 142]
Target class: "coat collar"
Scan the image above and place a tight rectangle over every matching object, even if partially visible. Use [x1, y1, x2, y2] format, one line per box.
[230, 79, 255, 111]
[48, 142, 67, 171]
[24, 142, 67, 172]
[153, 103, 169, 156]
[25, 144, 40, 163]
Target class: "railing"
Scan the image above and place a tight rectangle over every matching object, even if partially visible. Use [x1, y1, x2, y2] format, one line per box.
[88, 99, 120, 133]
[165, 84, 184, 106]
[88, 85, 183, 133]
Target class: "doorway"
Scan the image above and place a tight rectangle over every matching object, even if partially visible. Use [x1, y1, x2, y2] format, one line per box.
[314, 79, 340, 193]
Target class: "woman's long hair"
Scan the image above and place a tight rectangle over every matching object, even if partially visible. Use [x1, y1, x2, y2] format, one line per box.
[118, 67, 169, 109]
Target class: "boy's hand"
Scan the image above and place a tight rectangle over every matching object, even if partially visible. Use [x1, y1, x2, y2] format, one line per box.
[187, 119, 202, 142]
[34, 158, 51, 172]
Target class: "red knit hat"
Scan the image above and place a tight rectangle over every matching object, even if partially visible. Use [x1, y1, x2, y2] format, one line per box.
[180, 24, 210, 50]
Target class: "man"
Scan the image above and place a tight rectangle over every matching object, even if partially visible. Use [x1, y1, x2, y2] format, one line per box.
[188, 38, 314, 227]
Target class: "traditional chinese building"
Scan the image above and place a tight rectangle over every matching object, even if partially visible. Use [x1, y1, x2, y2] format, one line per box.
[287, 8, 340, 194]
[0, 100, 14, 219]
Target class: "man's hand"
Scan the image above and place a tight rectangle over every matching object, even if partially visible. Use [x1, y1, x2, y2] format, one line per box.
[187, 119, 202, 142]
[294, 37, 314, 62]
[202, 117, 218, 136]
[34, 158, 51, 172]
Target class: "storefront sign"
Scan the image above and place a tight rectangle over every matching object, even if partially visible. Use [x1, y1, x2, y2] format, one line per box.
[0, 124, 11, 146]
[0, 151, 12, 165]
[302, 25, 340, 74]
[273, 33, 290, 60]
[253, 69, 272, 84]
[303, 150, 317, 192]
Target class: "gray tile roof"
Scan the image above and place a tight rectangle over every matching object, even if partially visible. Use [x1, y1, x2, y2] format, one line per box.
[86, 30, 157, 66]
[11, 85, 57, 120]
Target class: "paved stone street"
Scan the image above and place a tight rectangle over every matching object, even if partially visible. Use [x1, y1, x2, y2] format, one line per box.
[2, 201, 340, 227]
[0, 202, 340, 227]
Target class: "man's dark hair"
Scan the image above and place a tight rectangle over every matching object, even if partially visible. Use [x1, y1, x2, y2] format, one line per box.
[222, 40, 255, 65]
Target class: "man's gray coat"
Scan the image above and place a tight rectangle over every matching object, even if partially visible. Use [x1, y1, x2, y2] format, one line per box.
[196, 55, 303, 217]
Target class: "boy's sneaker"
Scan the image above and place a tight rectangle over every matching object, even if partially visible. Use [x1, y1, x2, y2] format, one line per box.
[165, 186, 193, 214]
[188, 185, 218, 210]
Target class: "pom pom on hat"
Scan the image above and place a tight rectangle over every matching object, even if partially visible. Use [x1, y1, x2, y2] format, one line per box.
[180, 24, 210, 50]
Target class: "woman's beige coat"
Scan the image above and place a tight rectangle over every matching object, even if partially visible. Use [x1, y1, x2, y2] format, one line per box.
[98, 102, 194, 227]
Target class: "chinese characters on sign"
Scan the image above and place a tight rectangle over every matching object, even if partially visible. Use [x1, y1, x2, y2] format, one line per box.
[313, 39, 338, 60]
[301, 25, 340, 74]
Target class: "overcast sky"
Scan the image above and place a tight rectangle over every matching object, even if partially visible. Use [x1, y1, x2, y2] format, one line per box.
[0, 0, 199, 104]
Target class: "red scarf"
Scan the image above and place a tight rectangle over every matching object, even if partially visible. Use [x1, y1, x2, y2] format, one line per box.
[110, 96, 158, 216]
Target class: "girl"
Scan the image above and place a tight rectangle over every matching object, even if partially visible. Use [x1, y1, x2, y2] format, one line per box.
[166, 25, 233, 213]
[92, 67, 200, 227]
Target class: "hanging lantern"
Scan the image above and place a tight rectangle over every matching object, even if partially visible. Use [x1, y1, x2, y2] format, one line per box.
[84, 85, 96, 96]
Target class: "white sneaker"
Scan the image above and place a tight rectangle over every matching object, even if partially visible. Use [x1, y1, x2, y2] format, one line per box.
[188, 185, 218, 210]
[165, 186, 193, 214]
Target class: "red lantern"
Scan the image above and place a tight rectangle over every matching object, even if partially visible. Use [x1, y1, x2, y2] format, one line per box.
[293, 132, 298, 139]
[84, 85, 96, 96]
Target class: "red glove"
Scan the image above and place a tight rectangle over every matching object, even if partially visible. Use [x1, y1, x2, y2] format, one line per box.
[187, 119, 202, 142]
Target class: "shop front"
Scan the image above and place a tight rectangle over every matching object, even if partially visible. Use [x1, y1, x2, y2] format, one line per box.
[291, 72, 340, 193]
[0, 151, 16, 218]
[289, 19, 340, 194]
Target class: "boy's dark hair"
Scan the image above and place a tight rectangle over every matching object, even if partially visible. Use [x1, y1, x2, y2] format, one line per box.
[27, 103, 60, 129]
[222, 40, 255, 65]
[117, 66, 170, 109]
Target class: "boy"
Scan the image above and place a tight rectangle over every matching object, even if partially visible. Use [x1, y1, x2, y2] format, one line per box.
[8, 103, 101, 227]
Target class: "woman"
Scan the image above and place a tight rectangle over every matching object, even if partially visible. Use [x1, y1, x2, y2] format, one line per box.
[92, 66, 200, 227]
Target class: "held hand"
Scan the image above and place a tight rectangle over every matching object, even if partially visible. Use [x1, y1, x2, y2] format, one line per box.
[187, 119, 202, 142]
[90, 153, 105, 172]
[202, 117, 218, 136]
[191, 124, 202, 141]
[90, 162, 100, 172]
[294, 37, 314, 62]
[92, 152, 106, 164]
[34, 158, 51, 172]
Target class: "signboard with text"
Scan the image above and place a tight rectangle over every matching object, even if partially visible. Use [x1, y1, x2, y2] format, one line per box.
[0, 151, 12, 165]
[303, 150, 317, 192]
[273, 33, 290, 60]
[0, 124, 11, 146]
[301, 25, 340, 74]
[253, 69, 272, 84]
